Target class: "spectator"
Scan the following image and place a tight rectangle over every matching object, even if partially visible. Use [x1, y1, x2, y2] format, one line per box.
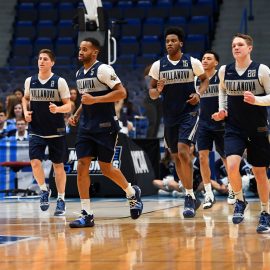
[13, 88, 24, 102]
[8, 118, 28, 141]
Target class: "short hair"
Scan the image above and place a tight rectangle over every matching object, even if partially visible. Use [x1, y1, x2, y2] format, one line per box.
[233, 33, 253, 46]
[82, 37, 101, 50]
[38, 49, 55, 62]
[13, 88, 24, 95]
[203, 50, 220, 62]
[165, 27, 185, 42]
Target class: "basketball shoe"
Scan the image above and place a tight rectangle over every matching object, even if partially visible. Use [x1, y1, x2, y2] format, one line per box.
[183, 194, 201, 218]
[54, 198, 66, 216]
[69, 210, 95, 228]
[232, 199, 248, 224]
[40, 189, 51, 211]
[257, 211, 270, 234]
[128, 185, 143, 219]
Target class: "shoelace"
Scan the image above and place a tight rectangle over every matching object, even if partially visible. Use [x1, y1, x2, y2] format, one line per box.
[228, 190, 234, 198]
[40, 192, 49, 202]
[56, 200, 65, 210]
[204, 196, 212, 203]
[235, 201, 245, 213]
[128, 197, 138, 208]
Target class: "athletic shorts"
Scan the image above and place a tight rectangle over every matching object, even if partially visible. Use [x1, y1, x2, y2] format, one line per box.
[224, 125, 270, 167]
[197, 124, 225, 158]
[29, 135, 67, 164]
[76, 131, 118, 163]
[164, 112, 199, 153]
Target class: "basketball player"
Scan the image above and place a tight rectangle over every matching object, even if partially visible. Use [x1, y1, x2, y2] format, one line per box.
[212, 33, 270, 233]
[196, 50, 235, 209]
[148, 27, 209, 218]
[22, 49, 71, 216]
[68, 37, 143, 228]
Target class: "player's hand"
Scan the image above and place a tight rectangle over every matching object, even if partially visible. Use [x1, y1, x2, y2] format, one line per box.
[68, 115, 78, 126]
[81, 93, 96, 105]
[49, 102, 58, 114]
[187, 93, 200, 105]
[24, 111, 33, 122]
[157, 78, 166, 93]
[211, 110, 227, 121]
[243, 91, 255, 104]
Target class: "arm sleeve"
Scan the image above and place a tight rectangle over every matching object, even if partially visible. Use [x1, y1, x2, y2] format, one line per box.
[218, 65, 228, 110]
[191, 57, 205, 77]
[97, 64, 122, 89]
[24, 77, 31, 98]
[148, 60, 160, 80]
[254, 64, 270, 105]
[58, 78, 70, 99]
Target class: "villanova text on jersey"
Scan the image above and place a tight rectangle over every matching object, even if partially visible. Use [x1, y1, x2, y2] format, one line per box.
[29, 74, 65, 136]
[224, 62, 268, 134]
[159, 55, 197, 126]
[76, 62, 119, 133]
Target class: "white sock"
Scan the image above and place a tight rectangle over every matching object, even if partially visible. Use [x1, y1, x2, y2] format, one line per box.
[124, 183, 135, 197]
[81, 199, 93, 215]
[185, 189, 195, 200]
[261, 202, 269, 213]
[58, 193, 65, 201]
[204, 183, 212, 195]
[39, 183, 48, 192]
[234, 190, 244, 201]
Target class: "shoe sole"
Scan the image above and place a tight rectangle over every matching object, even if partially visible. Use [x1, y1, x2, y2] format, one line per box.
[54, 211, 66, 216]
[257, 227, 270, 234]
[203, 199, 216, 209]
[69, 223, 95, 228]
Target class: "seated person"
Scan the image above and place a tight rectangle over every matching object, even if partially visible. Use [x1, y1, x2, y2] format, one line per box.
[115, 99, 134, 136]
[8, 118, 28, 141]
[0, 109, 16, 139]
[152, 148, 184, 197]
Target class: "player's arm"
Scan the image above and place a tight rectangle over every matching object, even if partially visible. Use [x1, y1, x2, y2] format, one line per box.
[244, 64, 270, 106]
[49, 78, 72, 114]
[81, 65, 126, 105]
[148, 60, 163, 100]
[212, 65, 228, 121]
[187, 58, 209, 105]
[22, 77, 32, 122]
[68, 104, 82, 126]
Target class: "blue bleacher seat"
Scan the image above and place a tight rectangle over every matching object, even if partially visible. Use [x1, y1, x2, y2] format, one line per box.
[188, 16, 210, 35]
[38, 3, 58, 23]
[191, 0, 215, 16]
[119, 36, 140, 56]
[146, 7, 170, 20]
[34, 37, 54, 55]
[117, 0, 133, 8]
[121, 18, 141, 38]
[141, 36, 162, 56]
[13, 37, 33, 57]
[136, 0, 153, 8]
[36, 20, 57, 40]
[16, 3, 38, 23]
[57, 20, 77, 39]
[14, 21, 36, 40]
[165, 16, 187, 32]
[55, 37, 76, 57]
[156, 0, 173, 7]
[185, 34, 207, 53]
[124, 7, 146, 21]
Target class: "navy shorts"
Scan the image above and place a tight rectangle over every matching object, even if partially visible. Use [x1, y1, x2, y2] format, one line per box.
[224, 125, 270, 167]
[76, 131, 118, 162]
[29, 135, 67, 164]
[197, 124, 225, 158]
[164, 112, 199, 153]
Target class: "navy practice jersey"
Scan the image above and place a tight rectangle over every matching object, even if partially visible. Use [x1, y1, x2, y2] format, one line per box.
[196, 70, 224, 129]
[76, 62, 120, 133]
[159, 54, 198, 126]
[28, 74, 66, 136]
[224, 61, 268, 134]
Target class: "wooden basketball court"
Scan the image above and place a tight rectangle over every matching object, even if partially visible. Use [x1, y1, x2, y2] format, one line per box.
[0, 196, 269, 270]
